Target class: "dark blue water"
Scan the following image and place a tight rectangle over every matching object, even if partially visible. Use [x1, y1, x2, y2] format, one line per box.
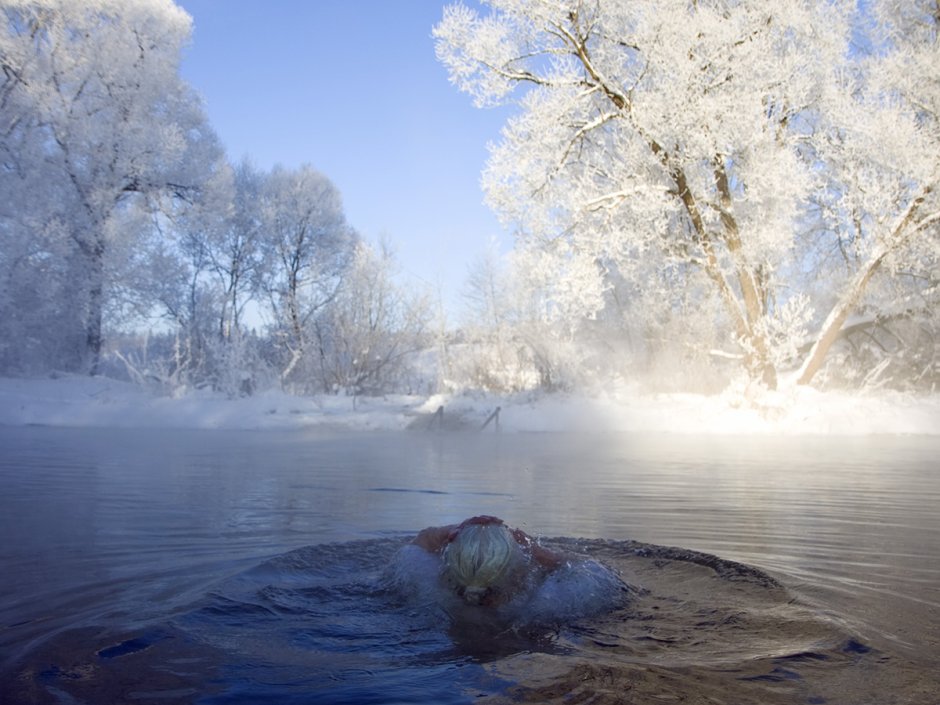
[1, 425, 938, 703]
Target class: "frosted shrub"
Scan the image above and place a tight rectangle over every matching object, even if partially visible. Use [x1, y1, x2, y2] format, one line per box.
[756, 294, 815, 375]
[203, 332, 273, 398]
[312, 243, 432, 396]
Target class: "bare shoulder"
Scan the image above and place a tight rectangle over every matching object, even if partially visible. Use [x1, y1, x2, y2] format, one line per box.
[411, 524, 456, 553]
[510, 526, 565, 570]
[530, 542, 565, 570]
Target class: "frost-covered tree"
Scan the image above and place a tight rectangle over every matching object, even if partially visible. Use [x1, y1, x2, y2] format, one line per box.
[0, 0, 219, 374]
[140, 160, 271, 393]
[456, 243, 604, 392]
[458, 247, 537, 391]
[315, 242, 432, 395]
[199, 160, 265, 342]
[141, 165, 239, 389]
[792, 0, 940, 386]
[460, 245, 519, 389]
[259, 164, 357, 388]
[435, 0, 939, 390]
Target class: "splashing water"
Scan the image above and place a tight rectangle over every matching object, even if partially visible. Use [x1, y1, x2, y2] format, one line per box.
[385, 541, 632, 632]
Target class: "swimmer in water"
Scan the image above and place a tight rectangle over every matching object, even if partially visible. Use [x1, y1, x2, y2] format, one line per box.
[412, 515, 564, 606]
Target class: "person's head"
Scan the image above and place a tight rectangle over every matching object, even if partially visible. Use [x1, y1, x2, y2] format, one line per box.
[442, 523, 525, 605]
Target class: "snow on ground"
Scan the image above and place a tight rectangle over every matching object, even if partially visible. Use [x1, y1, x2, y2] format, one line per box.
[0, 375, 937, 435]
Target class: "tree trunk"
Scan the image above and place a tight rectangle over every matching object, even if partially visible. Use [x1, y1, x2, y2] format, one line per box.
[713, 158, 777, 389]
[84, 240, 106, 376]
[796, 246, 887, 385]
[283, 276, 305, 384]
[280, 346, 303, 387]
[797, 187, 936, 386]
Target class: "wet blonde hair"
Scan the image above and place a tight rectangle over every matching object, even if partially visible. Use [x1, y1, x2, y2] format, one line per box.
[442, 523, 524, 599]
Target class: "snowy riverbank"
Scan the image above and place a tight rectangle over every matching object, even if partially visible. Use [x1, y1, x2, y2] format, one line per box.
[0, 375, 937, 435]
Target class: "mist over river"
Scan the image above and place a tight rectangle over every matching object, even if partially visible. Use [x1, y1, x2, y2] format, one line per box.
[1, 425, 937, 703]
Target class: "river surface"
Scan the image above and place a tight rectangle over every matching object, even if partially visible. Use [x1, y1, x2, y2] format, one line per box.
[0, 425, 938, 704]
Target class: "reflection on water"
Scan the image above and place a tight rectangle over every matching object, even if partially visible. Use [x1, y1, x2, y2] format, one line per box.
[0, 425, 938, 703]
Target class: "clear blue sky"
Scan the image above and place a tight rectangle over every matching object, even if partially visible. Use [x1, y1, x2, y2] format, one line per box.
[175, 0, 513, 315]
